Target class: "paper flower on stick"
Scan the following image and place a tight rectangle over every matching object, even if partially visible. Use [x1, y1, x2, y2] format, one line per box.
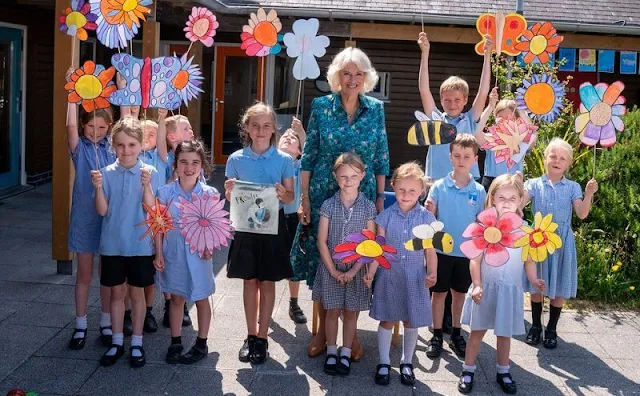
[514, 22, 563, 64]
[65, 60, 116, 112]
[482, 116, 538, 169]
[90, 0, 152, 49]
[575, 81, 626, 147]
[333, 229, 398, 269]
[240, 8, 283, 56]
[514, 212, 563, 262]
[175, 53, 204, 106]
[475, 13, 527, 56]
[460, 208, 525, 267]
[184, 7, 218, 47]
[283, 18, 330, 80]
[59, 0, 98, 40]
[136, 198, 176, 241]
[515, 74, 565, 123]
[174, 192, 233, 257]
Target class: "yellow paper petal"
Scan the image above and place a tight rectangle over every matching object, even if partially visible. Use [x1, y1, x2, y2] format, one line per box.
[514, 233, 530, 248]
[546, 241, 557, 255]
[547, 232, 563, 249]
[575, 112, 591, 133]
[520, 225, 534, 234]
[529, 244, 539, 262]
[521, 244, 530, 261]
[540, 213, 553, 231]
[535, 246, 548, 262]
[546, 222, 558, 233]
[534, 212, 543, 229]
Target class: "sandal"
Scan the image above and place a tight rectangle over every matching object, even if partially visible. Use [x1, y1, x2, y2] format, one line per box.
[323, 354, 338, 376]
[496, 372, 517, 394]
[336, 355, 351, 376]
[129, 345, 146, 368]
[99, 326, 112, 347]
[399, 363, 415, 386]
[68, 328, 87, 350]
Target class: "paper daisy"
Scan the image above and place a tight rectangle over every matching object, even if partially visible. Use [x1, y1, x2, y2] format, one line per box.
[184, 7, 218, 47]
[516, 74, 565, 123]
[575, 81, 626, 147]
[59, 0, 98, 41]
[64, 60, 116, 112]
[90, 0, 152, 49]
[514, 212, 563, 262]
[240, 8, 283, 57]
[333, 229, 398, 269]
[514, 21, 563, 64]
[283, 18, 330, 80]
[173, 53, 204, 106]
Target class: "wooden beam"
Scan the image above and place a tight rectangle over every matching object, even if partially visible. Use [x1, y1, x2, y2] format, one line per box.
[187, 41, 203, 139]
[52, 0, 76, 273]
[142, 19, 160, 120]
[561, 33, 640, 51]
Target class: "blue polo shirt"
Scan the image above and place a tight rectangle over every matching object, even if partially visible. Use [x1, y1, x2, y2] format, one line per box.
[424, 109, 480, 180]
[140, 148, 169, 184]
[483, 150, 524, 178]
[225, 145, 295, 209]
[98, 159, 161, 256]
[427, 172, 486, 257]
[282, 158, 301, 215]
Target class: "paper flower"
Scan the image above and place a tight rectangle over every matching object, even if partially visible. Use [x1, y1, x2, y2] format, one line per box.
[515, 74, 565, 123]
[575, 81, 626, 147]
[184, 7, 218, 47]
[514, 22, 563, 64]
[514, 212, 563, 262]
[136, 198, 177, 241]
[59, 0, 98, 40]
[90, 0, 152, 49]
[460, 208, 525, 267]
[333, 229, 398, 269]
[174, 192, 233, 257]
[482, 116, 538, 169]
[64, 60, 116, 112]
[240, 8, 283, 57]
[283, 18, 330, 80]
[173, 53, 204, 106]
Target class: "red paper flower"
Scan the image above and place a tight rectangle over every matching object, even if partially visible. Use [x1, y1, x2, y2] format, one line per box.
[333, 229, 398, 269]
[136, 198, 177, 241]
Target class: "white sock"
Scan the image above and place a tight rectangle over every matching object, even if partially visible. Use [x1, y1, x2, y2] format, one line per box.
[497, 364, 512, 383]
[106, 333, 123, 356]
[326, 345, 338, 365]
[377, 325, 392, 375]
[74, 316, 87, 338]
[462, 364, 476, 383]
[100, 312, 112, 335]
[340, 346, 351, 367]
[131, 335, 143, 358]
[401, 327, 419, 367]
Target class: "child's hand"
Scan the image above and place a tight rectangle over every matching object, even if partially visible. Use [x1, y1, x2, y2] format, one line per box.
[116, 72, 126, 89]
[489, 87, 499, 109]
[343, 269, 358, 284]
[275, 182, 287, 201]
[471, 286, 483, 304]
[363, 272, 374, 288]
[90, 170, 102, 189]
[483, 35, 495, 56]
[154, 255, 165, 272]
[533, 278, 545, 292]
[157, 108, 168, 121]
[141, 168, 151, 187]
[585, 179, 598, 195]
[425, 198, 436, 214]
[515, 171, 523, 182]
[417, 32, 430, 54]
[66, 67, 75, 82]
[224, 178, 236, 194]
[131, 106, 141, 119]
[425, 272, 437, 288]
[291, 117, 304, 134]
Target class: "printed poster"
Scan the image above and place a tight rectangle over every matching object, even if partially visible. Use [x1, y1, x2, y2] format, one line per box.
[597, 50, 615, 73]
[620, 51, 638, 74]
[578, 49, 596, 72]
[230, 181, 279, 235]
[558, 48, 576, 71]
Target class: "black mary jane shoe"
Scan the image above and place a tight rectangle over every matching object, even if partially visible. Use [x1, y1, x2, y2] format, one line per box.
[249, 337, 269, 365]
[496, 372, 517, 394]
[336, 355, 351, 376]
[179, 344, 208, 364]
[129, 345, 146, 368]
[68, 328, 87, 350]
[238, 335, 256, 363]
[457, 370, 475, 394]
[399, 363, 415, 386]
[426, 335, 443, 358]
[289, 304, 308, 324]
[99, 344, 124, 366]
[374, 364, 391, 386]
[525, 326, 542, 346]
[99, 326, 112, 347]
[324, 354, 338, 376]
[543, 329, 558, 349]
[165, 344, 184, 364]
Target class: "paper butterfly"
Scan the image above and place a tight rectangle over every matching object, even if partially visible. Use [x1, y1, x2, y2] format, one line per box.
[475, 13, 528, 56]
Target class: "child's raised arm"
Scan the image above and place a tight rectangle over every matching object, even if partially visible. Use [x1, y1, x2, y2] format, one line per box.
[474, 87, 499, 146]
[574, 179, 598, 219]
[157, 108, 168, 162]
[291, 117, 306, 149]
[418, 32, 436, 117]
[66, 68, 80, 153]
[141, 168, 155, 208]
[471, 35, 494, 120]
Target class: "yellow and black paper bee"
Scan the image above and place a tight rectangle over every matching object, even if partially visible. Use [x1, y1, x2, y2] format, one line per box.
[404, 221, 454, 254]
[407, 111, 457, 146]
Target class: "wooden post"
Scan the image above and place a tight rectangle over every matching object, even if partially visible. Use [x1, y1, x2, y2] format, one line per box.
[186, 42, 203, 139]
[52, 0, 77, 274]
[142, 1, 159, 121]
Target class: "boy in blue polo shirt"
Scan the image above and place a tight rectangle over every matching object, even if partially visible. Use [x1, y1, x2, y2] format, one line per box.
[425, 134, 486, 360]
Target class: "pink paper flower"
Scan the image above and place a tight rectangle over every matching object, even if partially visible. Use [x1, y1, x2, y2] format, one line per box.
[460, 208, 525, 267]
[482, 116, 537, 169]
[184, 7, 218, 47]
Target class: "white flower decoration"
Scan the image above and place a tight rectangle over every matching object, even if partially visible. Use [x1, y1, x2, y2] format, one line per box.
[283, 18, 330, 80]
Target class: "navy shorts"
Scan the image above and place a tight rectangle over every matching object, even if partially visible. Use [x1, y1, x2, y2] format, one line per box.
[430, 253, 471, 293]
[100, 255, 155, 288]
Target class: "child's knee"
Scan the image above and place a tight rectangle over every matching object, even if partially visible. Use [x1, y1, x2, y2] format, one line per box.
[195, 298, 210, 309]
[111, 285, 126, 300]
[432, 291, 447, 301]
[171, 295, 185, 305]
[380, 321, 394, 330]
[343, 310, 357, 321]
[326, 309, 341, 320]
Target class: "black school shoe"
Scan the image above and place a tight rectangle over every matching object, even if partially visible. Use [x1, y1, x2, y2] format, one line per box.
[525, 326, 542, 346]
[250, 337, 269, 364]
[68, 328, 87, 350]
[399, 363, 415, 386]
[143, 309, 158, 333]
[324, 354, 338, 376]
[457, 370, 475, 394]
[165, 344, 183, 364]
[182, 304, 192, 327]
[426, 335, 443, 358]
[99, 344, 124, 366]
[99, 326, 112, 346]
[496, 372, 517, 394]
[179, 344, 208, 364]
[449, 335, 467, 359]
[289, 303, 307, 324]
[239, 335, 256, 362]
[374, 364, 391, 386]
[129, 345, 146, 368]
[543, 329, 558, 349]
[336, 355, 351, 376]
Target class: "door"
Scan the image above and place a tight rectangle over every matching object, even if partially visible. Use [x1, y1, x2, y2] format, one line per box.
[0, 27, 22, 188]
[212, 46, 265, 165]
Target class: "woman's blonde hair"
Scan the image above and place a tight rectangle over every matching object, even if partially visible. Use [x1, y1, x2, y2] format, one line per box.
[391, 161, 427, 189]
[110, 116, 143, 145]
[327, 47, 379, 93]
[544, 137, 574, 163]
[238, 102, 277, 147]
[333, 152, 366, 174]
[485, 174, 525, 217]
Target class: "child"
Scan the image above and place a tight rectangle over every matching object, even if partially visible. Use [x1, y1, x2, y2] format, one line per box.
[475, 87, 536, 191]
[418, 32, 493, 182]
[224, 102, 295, 364]
[91, 117, 160, 368]
[523, 138, 598, 348]
[367, 162, 437, 386]
[458, 174, 545, 394]
[313, 152, 376, 376]
[66, 99, 115, 350]
[425, 134, 486, 360]
[154, 140, 216, 365]
[278, 118, 308, 324]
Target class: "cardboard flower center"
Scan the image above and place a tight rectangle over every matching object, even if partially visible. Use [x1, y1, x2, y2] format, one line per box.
[173, 70, 189, 90]
[524, 82, 554, 115]
[356, 240, 383, 258]
[254, 21, 277, 46]
[193, 18, 210, 37]
[75, 74, 102, 100]
[590, 102, 612, 126]
[483, 227, 503, 244]
[529, 35, 548, 55]
[198, 218, 211, 227]
[122, 0, 138, 12]
[66, 11, 87, 29]
[532, 230, 545, 244]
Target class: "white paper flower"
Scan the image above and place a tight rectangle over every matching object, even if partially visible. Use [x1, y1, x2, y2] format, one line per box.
[283, 18, 330, 80]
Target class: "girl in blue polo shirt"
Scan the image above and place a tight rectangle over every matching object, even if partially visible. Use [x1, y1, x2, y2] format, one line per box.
[224, 102, 295, 365]
[91, 117, 160, 368]
[66, 97, 116, 351]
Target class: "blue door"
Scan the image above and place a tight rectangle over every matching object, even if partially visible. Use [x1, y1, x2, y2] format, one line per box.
[0, 27, 23, 188]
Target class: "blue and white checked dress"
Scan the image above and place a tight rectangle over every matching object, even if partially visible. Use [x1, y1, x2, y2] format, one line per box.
[524, 175, 583, 299]
[311, 192, 376, 311]
[370, 203, 436, 328]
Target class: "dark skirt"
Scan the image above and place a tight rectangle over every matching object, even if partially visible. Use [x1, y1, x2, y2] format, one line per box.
[227, 210, 293, 281]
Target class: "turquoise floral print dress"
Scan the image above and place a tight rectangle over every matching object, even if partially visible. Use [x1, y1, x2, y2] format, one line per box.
[290, 93, 390, 286]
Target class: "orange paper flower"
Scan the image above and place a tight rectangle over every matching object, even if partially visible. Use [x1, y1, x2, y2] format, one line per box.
[240, 8, 282, 56]
[137, 198, 177, 241]
[64, 60, 116, 112]
[514, 22, 563, 64]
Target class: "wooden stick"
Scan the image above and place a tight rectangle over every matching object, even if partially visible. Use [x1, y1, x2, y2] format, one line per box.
[93, 109, 100, 171]
[295, 35, 306, 119]
[593, 145, 597, 179]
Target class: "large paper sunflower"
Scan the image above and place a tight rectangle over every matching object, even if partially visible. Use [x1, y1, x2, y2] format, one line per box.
[184, 7, 218, 47]
[515, 74, 565, 123]
[575, 81, 626, 147]
[59, 0, 98, 41]
[90, 0, 152, 49]
[514, 22, 563, 64]
[514, 212, 562, 262]
[64, 60, 116, 112]
[240, 8, 283, 57]
[333, 229, 398, 269]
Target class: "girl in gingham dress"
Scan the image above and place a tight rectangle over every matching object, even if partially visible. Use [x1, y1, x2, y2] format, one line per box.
[314, 152, 376, 376]
[523, 138, 598, 349]
[366, 162, 437, 387]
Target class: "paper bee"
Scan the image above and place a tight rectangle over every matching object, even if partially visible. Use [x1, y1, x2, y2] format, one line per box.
[407, 111, 457, 146]
[404, 221, 454, 254]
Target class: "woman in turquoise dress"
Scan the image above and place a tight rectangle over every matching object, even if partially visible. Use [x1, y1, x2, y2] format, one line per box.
[290, 46, 390, 358]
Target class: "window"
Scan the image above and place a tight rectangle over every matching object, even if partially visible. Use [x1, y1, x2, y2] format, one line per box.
[367, 72, 391, 101]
